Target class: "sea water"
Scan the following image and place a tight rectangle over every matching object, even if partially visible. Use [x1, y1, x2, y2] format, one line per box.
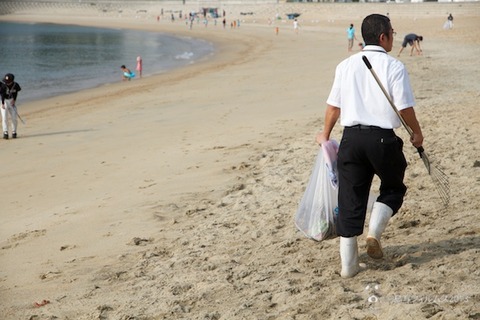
[0, 22, 214, 103]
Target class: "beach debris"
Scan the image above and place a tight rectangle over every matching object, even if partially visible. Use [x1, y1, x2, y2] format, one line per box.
[398, 219, 420, 229]
[60, 244, 76, 251]
[33, 299, 50, 308]
[473, 160, 480, 167]
[129, 237, 153, 246]
[39, 270, 61, 280]
[185, 203, 208, 216]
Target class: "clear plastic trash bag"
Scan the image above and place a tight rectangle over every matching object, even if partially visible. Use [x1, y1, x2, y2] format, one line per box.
[295, 140, 339, 241]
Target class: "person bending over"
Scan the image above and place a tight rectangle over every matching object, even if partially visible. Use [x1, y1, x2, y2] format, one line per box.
[398, 33, 423, 57]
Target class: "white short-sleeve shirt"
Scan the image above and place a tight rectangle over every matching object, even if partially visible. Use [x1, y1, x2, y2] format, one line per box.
[326, 45, 415, 129]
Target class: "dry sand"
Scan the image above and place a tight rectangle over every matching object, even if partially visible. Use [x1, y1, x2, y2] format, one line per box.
[1, 2, 479, 319]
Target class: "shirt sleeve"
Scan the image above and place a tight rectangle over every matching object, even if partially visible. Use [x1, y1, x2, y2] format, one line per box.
[326, 63, 343, 108]
[390, 61, 415, 111]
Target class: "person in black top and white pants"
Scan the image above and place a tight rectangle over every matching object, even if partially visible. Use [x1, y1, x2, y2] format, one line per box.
[1, 73, 22, 139]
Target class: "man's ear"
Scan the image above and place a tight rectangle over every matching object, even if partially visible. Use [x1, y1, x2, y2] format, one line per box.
[379, 33, 388, 46]
[379, 33, 386, 42]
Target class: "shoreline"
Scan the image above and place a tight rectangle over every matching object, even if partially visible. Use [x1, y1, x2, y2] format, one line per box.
[1, 4, 479, 319]
[0, 15, 236, 117]
[1, 20, 216, 104]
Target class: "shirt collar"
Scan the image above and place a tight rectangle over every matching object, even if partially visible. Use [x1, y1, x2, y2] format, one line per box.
[362, 45, 387, 53]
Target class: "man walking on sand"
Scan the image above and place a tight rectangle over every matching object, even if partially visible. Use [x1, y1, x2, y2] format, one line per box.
[317, 14, 424, 278]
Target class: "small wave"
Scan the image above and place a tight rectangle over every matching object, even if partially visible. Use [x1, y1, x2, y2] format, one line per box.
[175, 52, 194, 60]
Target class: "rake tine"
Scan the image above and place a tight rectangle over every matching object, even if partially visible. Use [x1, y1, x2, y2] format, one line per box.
[431, 166, 450, 205]
[415, 139, 450, 206]
[417, 147, 431, 174]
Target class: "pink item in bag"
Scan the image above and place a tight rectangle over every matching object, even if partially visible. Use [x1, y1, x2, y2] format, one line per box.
[322, 139, 339, 189]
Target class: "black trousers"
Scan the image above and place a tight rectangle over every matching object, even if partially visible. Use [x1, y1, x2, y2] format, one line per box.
[336, 126, 407, 237]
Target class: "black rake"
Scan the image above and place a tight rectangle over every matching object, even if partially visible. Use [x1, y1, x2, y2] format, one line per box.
[362, 55, 450, 206]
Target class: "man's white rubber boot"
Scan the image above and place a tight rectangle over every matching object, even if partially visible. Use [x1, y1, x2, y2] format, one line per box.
[340, 236, 360, 278]
[366, 202, 393, 259]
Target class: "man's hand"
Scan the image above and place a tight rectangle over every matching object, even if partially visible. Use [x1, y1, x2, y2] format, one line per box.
[410, 132, 424, 148]
[316, 132, 329, 145]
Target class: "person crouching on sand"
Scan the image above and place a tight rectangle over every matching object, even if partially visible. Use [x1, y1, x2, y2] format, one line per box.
[120, 65, 135, 81]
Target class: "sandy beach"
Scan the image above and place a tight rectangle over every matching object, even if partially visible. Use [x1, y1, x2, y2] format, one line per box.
[1, 2, 479, 319]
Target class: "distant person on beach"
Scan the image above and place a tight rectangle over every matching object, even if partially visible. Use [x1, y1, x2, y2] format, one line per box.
[120, 65, 135, 81]
[293, 19, 299, 34]
[189, 12, 195, 29]
[317, 14, 424, 278]
[444, 13, 454, 29]
[347, 23, 357, 52]
[397, 33, 423, 57]
[136, 56, 143, 78]
[1, 73, 22, 139]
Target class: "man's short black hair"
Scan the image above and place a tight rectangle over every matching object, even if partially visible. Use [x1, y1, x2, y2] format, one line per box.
[361, 14, 391, 46]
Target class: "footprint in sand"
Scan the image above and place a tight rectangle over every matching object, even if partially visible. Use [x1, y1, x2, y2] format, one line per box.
[2, 229, 47, 249]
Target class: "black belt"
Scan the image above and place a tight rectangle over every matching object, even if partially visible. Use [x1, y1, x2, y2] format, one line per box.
[346, 125, 390, 130]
